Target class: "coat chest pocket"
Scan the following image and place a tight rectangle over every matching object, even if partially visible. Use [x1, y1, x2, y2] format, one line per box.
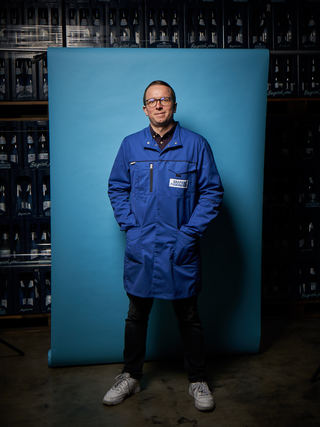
[129, 161, 154, 194]
[165, 162, 197, 196]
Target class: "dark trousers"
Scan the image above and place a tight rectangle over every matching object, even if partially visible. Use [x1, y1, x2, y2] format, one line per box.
[123, 293, 206, 383]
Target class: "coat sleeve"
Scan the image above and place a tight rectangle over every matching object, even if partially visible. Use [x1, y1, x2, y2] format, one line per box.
[108, 139, 137, 231]
[180, 138, 224, 238]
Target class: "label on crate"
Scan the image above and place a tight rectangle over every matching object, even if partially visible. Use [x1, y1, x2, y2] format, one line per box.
[40, 247, 51, 256]
[43, 201, 51, 210]
[30, 249, 38, 260]
[10, 154, 18, 163]
[310, 282, 317, 292]
[0, 202, 5, 212]
[0, 154, 8, 162]
[38, 152, 49, 160]
[28, 153, 36, 163]
[0, 249, 10, 257]
[20, 307, 34, 312]
[1, 299, 7, 308]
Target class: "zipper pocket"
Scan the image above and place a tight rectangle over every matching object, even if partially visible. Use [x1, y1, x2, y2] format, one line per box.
[150, 163, 153, 192]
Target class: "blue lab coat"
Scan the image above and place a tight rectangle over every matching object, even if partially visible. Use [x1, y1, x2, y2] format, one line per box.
[108, 123, 223, 299]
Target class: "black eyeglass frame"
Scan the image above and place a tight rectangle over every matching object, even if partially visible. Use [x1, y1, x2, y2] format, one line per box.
[144, 96, 172, 107]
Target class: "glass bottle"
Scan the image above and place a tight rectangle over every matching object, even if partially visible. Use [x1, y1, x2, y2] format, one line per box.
[27, 7, 34, 25]
[25, 183, 32, 213]
[304, 129, 315, 160]
[120, 10, 130, 45]
[307, 267, 319, 298]
[39, 8, 48, 25]
[15, 59, 24, 99]
[171, 11, 179, 46]
[0, 59, 6, 100]
[10, 134, 18, 165]
[19, 280, 26, 308]
[306, 222, 316, 251]
[93, 8, 101, 45]
[40, 230, 51, 258]
[13, 231, 22, 261]
[27, 134, 36, 166]
[68, 8, 77, 45]
[45, 275, 51, 311]
[80, 8, 88, 27]
[93, 8, 100, 27]
[0, 185, 6, 214]
[0, 8, 6, 26]
[307, 15, 317, 47]
[30, 231, 38, 260]
[43, 183, 51, 216]
[273, 58, 283, 95]
[198, 11, 206, 43]
[38, 8, 49, 42]
[305, 176, 320, 207]
[133, 10, 140, 46]
[51, 8, 59, 44]
[284, 58, 294, 95]
[38, 133, 49, 164]
[235, 13, 243, 45]
[16, 183, 22, 213]
[0, 135, 8, 163]
[27, 280, 35, 307]
[109, 10, 118, 47]
[0, 232, 10, 260]
[11, 8, 18, 25]
[298, 267, 306, 299]
[25, 60, 33, 98]
[310, 58, 319, 94]
[149, 10, 156, 45]
[285, 13, 293, 47]
[0, 278, 8, 314]
[254, 3, 270, 48]
[42, 57, 48, 98]
[69, 8, 76, 26]
[26, 8, 35, 47]
[79, 8, 90, 42]
[210, 11, 218, 47]
[159, 10, 168, 43]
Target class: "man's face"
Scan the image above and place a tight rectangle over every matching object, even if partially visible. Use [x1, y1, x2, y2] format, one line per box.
[143, 84, 176, 128]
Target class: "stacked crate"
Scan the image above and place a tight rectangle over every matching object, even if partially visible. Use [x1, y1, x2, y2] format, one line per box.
[1, 0, 320, 318]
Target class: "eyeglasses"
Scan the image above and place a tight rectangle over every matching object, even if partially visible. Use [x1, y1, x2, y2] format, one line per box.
[145, 97, 172, 107]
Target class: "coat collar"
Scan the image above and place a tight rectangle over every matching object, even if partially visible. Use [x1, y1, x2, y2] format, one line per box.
[144, 122, 183, 152]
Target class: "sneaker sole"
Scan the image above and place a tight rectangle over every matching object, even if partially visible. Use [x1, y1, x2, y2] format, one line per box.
[102, 385, 141, 406]
[189, 390, 215, 412]
[194, 400, 215, 411]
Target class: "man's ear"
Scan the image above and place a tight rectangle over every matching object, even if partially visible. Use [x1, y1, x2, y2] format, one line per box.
[174, 103, 177, 113]
[143, 105, 149, 117]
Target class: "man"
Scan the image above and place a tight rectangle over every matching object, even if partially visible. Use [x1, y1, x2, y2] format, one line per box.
[105, 80, 223, 411]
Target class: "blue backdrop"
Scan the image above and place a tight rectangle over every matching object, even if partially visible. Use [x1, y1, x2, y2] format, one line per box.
[47, 48, 269, 367]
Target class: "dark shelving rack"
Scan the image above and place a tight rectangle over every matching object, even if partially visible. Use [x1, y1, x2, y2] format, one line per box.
[1, 0, 320, 321]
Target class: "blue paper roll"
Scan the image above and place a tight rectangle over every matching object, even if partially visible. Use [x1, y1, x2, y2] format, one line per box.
[48, 48, 268, 367]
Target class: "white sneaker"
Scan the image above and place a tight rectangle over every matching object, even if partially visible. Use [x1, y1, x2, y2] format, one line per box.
[189, 381, 215, 411]
[102, 373, 140, 405]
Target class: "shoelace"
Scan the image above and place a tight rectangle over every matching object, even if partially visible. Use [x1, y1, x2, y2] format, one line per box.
[192, 382, 210, 396]
[112, 374, 130, 392]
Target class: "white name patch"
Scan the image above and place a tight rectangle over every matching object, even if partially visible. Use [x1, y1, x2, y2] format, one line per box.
[169, 178, 188, 189]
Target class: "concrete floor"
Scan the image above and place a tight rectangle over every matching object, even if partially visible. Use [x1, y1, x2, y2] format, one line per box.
[1, 318, 320, 427]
